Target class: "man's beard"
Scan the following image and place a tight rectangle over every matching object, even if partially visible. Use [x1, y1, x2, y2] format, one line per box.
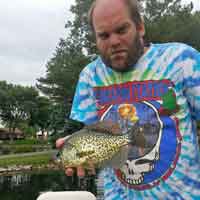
[100, 33, 144, 72]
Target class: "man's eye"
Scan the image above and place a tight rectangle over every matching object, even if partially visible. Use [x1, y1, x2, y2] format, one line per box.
[116, 27, 127, 34]
[98, 33, 109, 40]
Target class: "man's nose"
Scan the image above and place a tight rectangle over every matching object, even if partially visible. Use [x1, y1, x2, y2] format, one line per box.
[109, 33, 120, 47]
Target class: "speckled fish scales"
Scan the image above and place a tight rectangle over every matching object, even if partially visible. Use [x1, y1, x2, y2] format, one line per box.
[60, 128, 129, 169]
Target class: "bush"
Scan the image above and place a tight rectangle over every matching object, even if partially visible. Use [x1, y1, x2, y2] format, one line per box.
[13, 139, 48, 145]
[0, 146, 10, 154]
[1, 143, 52, 155]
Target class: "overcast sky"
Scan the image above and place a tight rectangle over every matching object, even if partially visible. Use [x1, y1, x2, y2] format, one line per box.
[0, 0, 199, 87]
[0, 0, 75, 86]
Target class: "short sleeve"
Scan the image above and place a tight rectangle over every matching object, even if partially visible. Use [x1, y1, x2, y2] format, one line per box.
[70, 70, 98, 125]
[181, 45, 200, 120]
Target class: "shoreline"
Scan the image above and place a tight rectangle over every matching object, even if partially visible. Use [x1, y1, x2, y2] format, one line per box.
[0, 163, 60, 176]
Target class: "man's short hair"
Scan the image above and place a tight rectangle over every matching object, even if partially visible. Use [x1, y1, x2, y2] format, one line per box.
[88, 0, 143, 31]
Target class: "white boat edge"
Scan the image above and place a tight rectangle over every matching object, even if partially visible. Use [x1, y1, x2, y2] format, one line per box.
[36, 191, 96, 200]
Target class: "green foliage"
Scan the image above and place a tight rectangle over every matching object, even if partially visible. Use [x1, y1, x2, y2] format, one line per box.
[48, 103, 66, 135]
[4, 138, 48, 145]
[37, 39, 89, 116]
[0, 153, 51, 167]
[68, 0, 96, 54]
[18, 123, 37, 137]
[143, 0, 187, 22]
[11, 145, 51, 154]
[36, 41, 90, 133]
[1, 139, 51, 154]
[0, 81, 39, 132]
[0, 81, 58, 137]
[142, 0, 200, 50]
[30, 96, 52, 131]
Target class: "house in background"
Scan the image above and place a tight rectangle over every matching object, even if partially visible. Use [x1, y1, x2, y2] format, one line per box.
[0, 128, 25, 140]
[36, 130, 48, 140]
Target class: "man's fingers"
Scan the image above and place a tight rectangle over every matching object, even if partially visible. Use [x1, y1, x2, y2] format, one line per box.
[87, 162, 96, 175]
[87, 169, 96, 175]
[65, 166, 86, 177]
[65, 168, 74, 176]
[65, 164, 95, 177]
[56, 138, 65, 149]
[77, 166, 86, 177]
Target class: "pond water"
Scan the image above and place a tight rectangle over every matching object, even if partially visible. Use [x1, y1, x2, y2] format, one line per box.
[0, 170, 102, 200]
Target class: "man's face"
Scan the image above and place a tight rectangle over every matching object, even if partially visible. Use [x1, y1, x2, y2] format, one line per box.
[93, 1, 145, 72]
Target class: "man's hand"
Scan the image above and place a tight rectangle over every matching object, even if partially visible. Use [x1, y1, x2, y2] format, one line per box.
[55, 137, 66, 149]
[55, 137, 96, 177]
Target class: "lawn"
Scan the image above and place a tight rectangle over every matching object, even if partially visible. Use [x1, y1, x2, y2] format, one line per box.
[0, 151, 54, 168]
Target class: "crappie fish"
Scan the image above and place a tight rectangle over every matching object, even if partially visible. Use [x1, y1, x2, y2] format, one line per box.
[56, 121, 147, 169]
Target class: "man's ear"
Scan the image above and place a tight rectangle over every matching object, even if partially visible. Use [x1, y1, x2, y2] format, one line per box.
[137, 22, 145, 37]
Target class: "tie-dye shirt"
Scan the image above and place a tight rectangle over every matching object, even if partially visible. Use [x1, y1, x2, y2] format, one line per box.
[70, 43, 200, 199]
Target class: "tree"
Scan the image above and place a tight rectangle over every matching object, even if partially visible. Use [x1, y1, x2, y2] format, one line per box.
[142, 0, 188, 22]
[48, 103, 66, 134]
[0, 81, 39, 138]
[68, 0, 96, 54]
[37, 39, 89, 119]
[142, 0, 200, 50]
[30, 96, 52, 137]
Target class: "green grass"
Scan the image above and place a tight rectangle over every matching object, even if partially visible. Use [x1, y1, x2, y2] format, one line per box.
[3, 138, 49, 145]
[0, 153, 52, 167]
[1, 143, 52, 154]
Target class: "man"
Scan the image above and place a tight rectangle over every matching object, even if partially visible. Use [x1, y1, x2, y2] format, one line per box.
[57, 0, 200, 199]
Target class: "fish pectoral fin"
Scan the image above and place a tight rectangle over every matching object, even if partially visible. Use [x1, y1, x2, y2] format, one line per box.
[78, 157, 87, 164]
